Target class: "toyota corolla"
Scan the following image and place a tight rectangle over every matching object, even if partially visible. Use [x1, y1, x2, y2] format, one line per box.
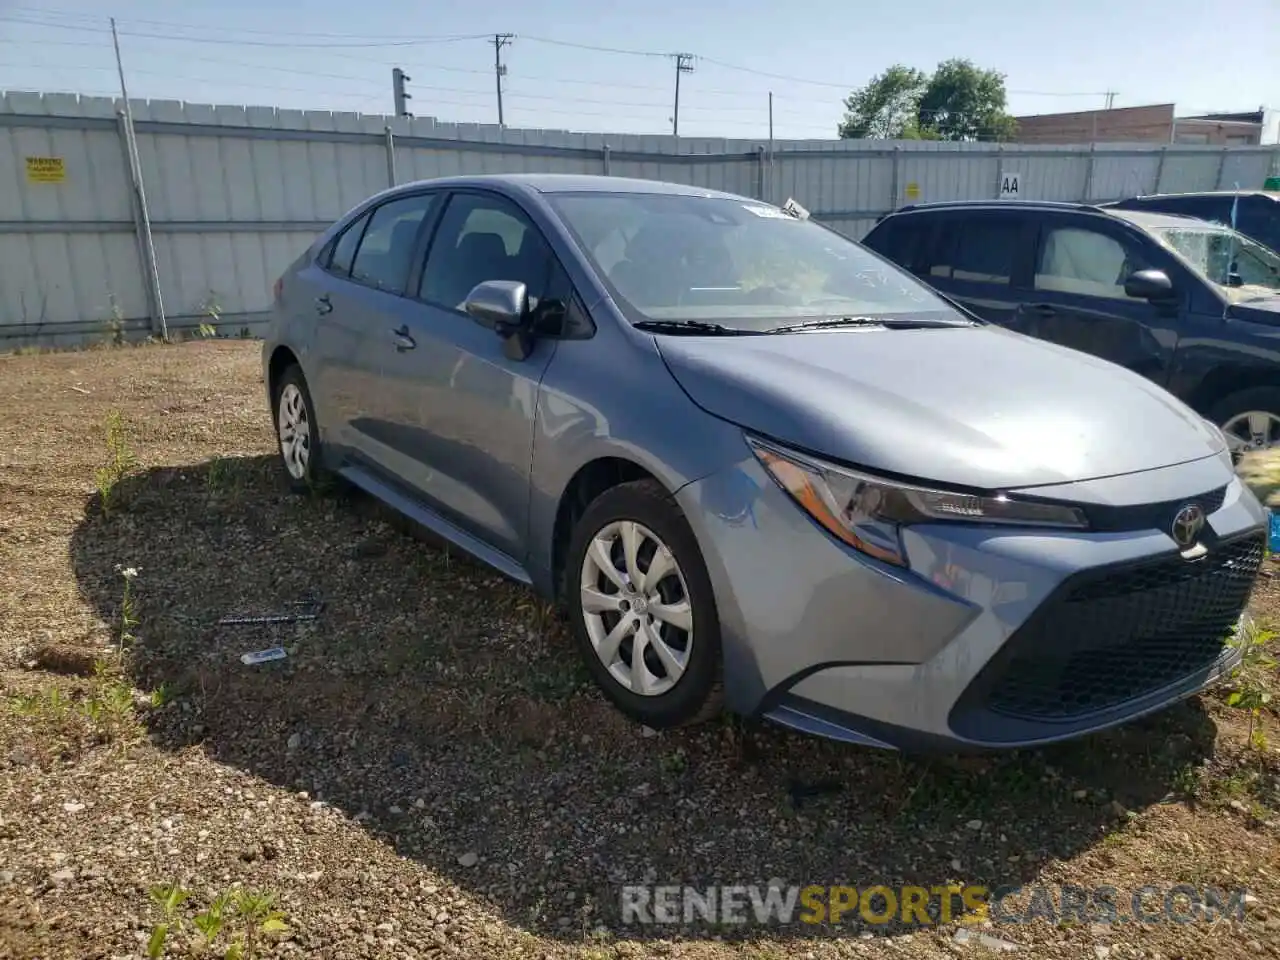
[262, 174, 1265, 751]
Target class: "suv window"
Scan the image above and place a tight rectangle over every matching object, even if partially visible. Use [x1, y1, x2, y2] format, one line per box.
[1237, 199, 1280, 251]
[420, 192, 562, 310]
[928, 216, 1020, 285]
[326, 211, 370, 277]
[349, 193, 439, 294]
[869, 215, 930, 271]
[1035, 225, 1150, 300]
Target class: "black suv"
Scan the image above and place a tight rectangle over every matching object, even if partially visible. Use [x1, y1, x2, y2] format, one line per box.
[861, 200, 1280, 453]
[1104, 191, 1280, 254]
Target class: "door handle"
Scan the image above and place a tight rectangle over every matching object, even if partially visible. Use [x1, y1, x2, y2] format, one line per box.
[1031, 303, 1056, 317]
[315, 294, 333, 316]
[390, 325, 416, 352]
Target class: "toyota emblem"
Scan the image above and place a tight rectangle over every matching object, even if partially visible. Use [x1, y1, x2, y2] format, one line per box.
[1171, 503, 1206, 549]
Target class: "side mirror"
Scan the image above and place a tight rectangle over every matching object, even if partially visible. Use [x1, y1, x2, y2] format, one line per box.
[1124, 268, 1176, 301]
[464, 280, 529, 333]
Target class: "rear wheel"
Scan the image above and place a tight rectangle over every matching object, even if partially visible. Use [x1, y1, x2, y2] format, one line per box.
[1208, 387, 1280, 458]
[565, 479, 723, 729]
[272, 365, 323, 492]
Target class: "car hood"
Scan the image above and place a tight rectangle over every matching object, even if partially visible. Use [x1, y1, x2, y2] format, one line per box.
[655, 325, 1226, 490]
[1228, 295, 1280, 323]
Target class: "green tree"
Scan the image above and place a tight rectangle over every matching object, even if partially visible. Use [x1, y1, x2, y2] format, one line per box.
[916, 58, 1018, 142]
[837, 65, 928, 139]
[838, 59, 1018, 142]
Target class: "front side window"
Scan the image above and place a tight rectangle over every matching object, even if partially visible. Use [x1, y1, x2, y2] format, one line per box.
[420, 193, 562, 310]
[1034, 226, 1150, 300]
[548, 192, 954, 331]
[349, 193, 439, 294]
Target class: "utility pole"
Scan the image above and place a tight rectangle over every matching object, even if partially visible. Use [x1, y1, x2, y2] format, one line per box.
[767, 91, 774, 204]
[111, 17, 167, 341]
[392, 67, 412, 117]
[492, 33, 514, 127]
[1104, 90, 1117, 110]
[671, 52, 694, 137]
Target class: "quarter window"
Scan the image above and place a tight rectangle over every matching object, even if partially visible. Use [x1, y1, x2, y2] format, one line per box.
[326, 211, 369, 277]
[349, 193, 439, 294]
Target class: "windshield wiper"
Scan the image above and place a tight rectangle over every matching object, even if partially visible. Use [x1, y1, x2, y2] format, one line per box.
[633, 319, 758, 336]
[768, 315, 973, 334]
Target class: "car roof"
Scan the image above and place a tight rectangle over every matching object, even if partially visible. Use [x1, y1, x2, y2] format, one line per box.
[878, 199, 1230, 234]
[885, 199, 1110, 217]
[392, 173, 753, 201]
[1114, 190, 1280, 201]
[1107, 208, 1229, 231]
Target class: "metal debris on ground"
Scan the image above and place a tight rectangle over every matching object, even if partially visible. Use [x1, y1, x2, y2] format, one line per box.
[217, 601, 324, 626]
[240, 646, 288, 666]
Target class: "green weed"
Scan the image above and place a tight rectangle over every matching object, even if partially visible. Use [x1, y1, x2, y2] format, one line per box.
[148, 884, 289, 959]
[95, 411, 137, 517]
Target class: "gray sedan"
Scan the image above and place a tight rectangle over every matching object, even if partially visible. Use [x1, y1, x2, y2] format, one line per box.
[262, 174, 1265, 751]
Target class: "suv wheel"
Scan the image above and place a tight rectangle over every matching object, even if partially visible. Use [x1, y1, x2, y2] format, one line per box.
[565, 479, 723, 729]
[1209, 387, 1280, 457]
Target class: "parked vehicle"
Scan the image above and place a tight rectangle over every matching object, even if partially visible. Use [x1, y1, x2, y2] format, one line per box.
[862, 200, 1280, 453]
[1104, 191, 1280, 254]
[264, 175, 1264, 752]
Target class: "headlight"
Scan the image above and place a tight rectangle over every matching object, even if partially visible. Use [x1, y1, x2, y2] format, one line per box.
[748, 437, 1089, 568]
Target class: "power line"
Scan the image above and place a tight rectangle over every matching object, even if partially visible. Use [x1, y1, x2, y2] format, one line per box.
[0, 13, 1116, 99]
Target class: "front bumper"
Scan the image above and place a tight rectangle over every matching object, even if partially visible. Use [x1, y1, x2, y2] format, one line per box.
[675, 454, 1266, 751]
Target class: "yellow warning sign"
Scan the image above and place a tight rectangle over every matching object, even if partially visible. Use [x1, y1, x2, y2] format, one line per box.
[25, 156, 65, 184]
[904, 181, 921, 201]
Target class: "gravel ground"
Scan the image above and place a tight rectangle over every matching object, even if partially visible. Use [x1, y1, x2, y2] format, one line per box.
[1, 341, 1279, 960]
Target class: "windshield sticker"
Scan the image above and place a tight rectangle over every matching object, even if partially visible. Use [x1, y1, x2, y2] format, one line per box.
[742, 204, 793, 219]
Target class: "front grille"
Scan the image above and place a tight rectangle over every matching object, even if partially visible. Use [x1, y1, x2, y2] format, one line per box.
[975, 534, 1263, 722]
[1081, 485, 1228, 532]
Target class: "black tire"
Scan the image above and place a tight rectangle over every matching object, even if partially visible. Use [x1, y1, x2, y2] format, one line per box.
[1207, 387, 1280, 455]
[271, 364, 325, 493]
[565, 479, 723, 729]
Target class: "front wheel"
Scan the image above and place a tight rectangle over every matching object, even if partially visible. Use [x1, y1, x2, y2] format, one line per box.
[565, 479, 723, 729]
[1208, 387, 1280, 458]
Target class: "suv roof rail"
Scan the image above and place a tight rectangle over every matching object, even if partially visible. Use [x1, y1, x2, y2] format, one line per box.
[891, 199, 1108, 215]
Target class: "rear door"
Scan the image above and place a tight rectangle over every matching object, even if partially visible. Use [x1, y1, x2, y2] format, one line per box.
[1012, 213, 1182, 384]
[306, 191, 443, 466]
[916, 209, 1037, 327]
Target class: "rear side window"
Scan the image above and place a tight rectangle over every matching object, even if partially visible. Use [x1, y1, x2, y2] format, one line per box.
[1236, 200, 1280, 251]
[929, 216, 1020, 285]
[867, 216, 929, 271]
[349, 193, 440, 294]
[326, 212, 369, 277]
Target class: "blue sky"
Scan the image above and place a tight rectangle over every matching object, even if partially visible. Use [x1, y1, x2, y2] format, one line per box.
[0, 0, 1276, 140]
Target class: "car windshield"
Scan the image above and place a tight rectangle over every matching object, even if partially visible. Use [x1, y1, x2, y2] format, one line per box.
[547, 191, 964, 331]
[1142, 220, 1280, 301]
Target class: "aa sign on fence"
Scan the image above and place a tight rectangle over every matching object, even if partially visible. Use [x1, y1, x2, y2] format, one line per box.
[25, 156, 65, 184]
[999, 172, 1022, 199]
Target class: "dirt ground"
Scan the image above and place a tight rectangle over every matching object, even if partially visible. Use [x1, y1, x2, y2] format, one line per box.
[1, 341, 1279, 960]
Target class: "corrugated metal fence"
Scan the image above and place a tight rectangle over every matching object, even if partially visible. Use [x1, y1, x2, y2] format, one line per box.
[3, 91, 1279, 347]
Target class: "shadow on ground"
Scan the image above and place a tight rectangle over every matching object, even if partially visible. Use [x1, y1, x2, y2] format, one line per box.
[69, 455, 1219, 942]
